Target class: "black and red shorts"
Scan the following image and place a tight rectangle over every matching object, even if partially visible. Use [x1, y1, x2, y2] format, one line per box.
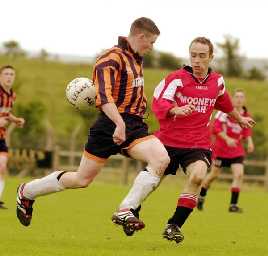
[213, 156, 244, 168]
[164, 146, 212, 175]
[84, 112, 154, 163]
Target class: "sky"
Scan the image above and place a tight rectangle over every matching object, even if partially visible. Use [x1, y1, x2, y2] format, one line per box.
[1, 0, 268, 59]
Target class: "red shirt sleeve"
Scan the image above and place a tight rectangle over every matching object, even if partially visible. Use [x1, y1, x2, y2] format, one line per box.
[215, 91, 234, 113]
[152, 97, 174, 120]
[213, 118, 224, 135]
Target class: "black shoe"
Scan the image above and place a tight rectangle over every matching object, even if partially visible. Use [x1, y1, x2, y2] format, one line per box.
[229, 205, 243, 213]
[197, 196, 205, 211]
[16, 184, 35, 226]
[122, 207, 141, 236]
[0, 201, 7, 209]
[163, 224, 184, 244]
[112, 208, 145, 236]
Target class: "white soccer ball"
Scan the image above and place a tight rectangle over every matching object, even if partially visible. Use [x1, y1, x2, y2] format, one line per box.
[66, 77, 96, 110]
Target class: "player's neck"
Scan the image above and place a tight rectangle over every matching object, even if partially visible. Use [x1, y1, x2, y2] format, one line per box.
[127, 36, 138, 53]
[235, 106, 244, 113]
[193, 69, 208, 80]
[0, 83, 11, 93]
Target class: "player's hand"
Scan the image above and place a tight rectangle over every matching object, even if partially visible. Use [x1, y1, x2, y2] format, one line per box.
[0, 117, 9, 127]
[15, 117, 25, 128]
[113, 122, 126, 145]
[238, 116, 255, 128]
[225, 137, 237, 147]
[247, 141, 255, 153]
[170, 104, 195, 117]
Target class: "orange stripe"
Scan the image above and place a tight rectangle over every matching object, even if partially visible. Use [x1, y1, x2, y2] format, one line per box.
[122, 135, 156, 151]
[83, 150, 107, 164]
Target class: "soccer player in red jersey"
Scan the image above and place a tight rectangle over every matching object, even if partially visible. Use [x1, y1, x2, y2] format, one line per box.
[16, 18, 170, 231]
[197, 89, 254, 213]
[0, 65, 25, 209]
[126, 37, 255, 242]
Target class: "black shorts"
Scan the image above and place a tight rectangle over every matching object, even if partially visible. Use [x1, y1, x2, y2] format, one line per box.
[164, 146, 212, 175]
[213, 156, 244, 168]
[85, 112, 153, 162]
[0, 139, 8, 153]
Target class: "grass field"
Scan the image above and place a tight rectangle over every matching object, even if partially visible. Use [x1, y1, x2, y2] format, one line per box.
[0, 176, 268, 256]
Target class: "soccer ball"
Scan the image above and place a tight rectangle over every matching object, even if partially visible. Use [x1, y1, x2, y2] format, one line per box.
[66, 77, 96, 110]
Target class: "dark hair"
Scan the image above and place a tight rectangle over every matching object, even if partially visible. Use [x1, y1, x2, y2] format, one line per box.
[0, 65, 15, 74]
[190, 37, 214, 56]
[130, 17, 160, 36]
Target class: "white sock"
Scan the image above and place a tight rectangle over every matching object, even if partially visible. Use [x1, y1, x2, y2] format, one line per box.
[0, 179, 5, 200]
[119, 170, 160, 210]
[23, 171, 65, 200]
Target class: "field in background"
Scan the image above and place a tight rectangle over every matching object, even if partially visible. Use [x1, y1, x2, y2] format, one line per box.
[0, 176, 268, 256]
[0, 56, 267, 146]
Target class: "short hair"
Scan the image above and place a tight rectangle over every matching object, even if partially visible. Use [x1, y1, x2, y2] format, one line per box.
[130, 17, 160, 36]
[0, 65, 15, 74]
[234, 88, 245, 95]
[190, 37, 214, 56]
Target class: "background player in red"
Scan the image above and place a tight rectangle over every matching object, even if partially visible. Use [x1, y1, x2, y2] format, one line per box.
[197, 89, 254, 212]
[0, 65, 25, 209]
[126, 37, 255, 242]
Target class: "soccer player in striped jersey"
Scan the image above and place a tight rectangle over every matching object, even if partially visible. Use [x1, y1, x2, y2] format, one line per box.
[197, 89, 254, 212]
[0, 65, 25, 209]
[16, 17, 170, 233]
[126, 37, 255, 243]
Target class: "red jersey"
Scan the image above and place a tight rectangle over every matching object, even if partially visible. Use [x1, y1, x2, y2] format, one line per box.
[212, 110, 252, 158]
[0, 85, 16, 139]
[152, 66, 233, 150]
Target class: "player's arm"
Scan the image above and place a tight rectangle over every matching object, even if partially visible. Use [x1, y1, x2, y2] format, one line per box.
[101, 103, 125, 145]
[213, 113, 236, 147]
[7, 113, 25, 127]
[214, 85, 255, 128]
[246, 136, 254, 153]
[152, 76, 194, 120]
[94, 54, 125, 145]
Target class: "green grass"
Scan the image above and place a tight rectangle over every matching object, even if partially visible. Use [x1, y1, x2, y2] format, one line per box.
[0, 176, 268, 256]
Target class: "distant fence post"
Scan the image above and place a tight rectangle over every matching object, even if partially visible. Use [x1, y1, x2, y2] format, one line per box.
[264, 158, 268, 190]
[52, 146, 60, 170]
[121, 158, 130, 185]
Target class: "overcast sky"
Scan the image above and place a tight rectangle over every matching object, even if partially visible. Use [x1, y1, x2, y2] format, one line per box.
[1, 0, 267, 58]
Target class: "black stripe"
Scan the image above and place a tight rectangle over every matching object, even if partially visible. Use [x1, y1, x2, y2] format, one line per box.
[124, 53, 140, 112]
[96, 59, 120, 70]
[97, 69, 109, 105]
[124, 52, 138, 77]
[110, 68, 115, 88]
[116, 53, 128, 107]
[135, 86, 145, 115]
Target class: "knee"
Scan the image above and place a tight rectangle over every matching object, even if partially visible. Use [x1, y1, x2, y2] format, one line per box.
[75, 175, 94, 188]
[190, 171, 207, 186]
[151, 154, 170, 174]
[234, 171, 243, 181]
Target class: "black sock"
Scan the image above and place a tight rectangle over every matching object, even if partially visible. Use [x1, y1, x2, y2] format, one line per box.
[230, 191, 239, 205]
[131, 205, 141, 218]
[168, 206, 193, 228]
[200, 187, 208, 197]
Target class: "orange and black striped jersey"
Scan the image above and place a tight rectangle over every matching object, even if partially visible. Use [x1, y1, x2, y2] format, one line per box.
[93, 37, 147, 117]
[0, 84, 16, 139]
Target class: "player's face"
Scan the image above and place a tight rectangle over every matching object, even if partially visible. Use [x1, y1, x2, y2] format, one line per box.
[136, 32, 158, 56]
[190, 42, 213, 77]
[233, 92, 246, 108]
[0, 68, 16, 88]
